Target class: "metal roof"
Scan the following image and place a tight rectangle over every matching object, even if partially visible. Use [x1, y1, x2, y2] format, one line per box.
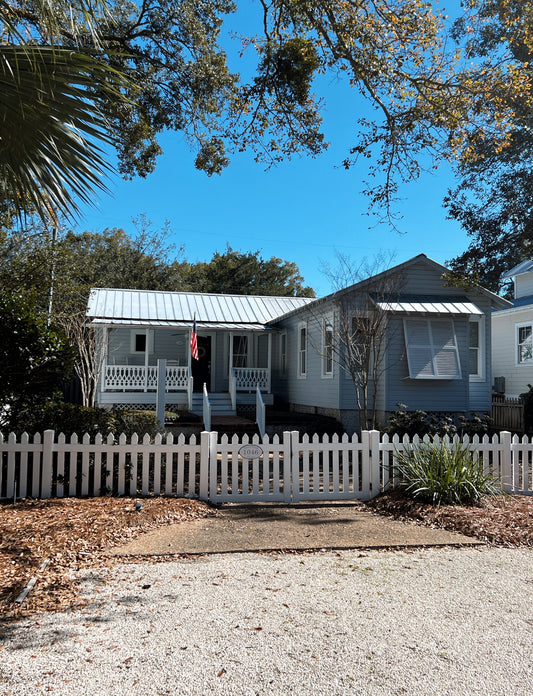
[90, 319, 272, 331]
[502, 260, 533, 280]
[373, 295, 483, 315]
[87, 288, 314, 326]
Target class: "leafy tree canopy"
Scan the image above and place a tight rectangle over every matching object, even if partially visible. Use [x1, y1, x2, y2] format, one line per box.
[446, 1, 533, 295]
[0, 293, 75, 426]
[0, 221, 315, 319]
[2, 0, 531, 221]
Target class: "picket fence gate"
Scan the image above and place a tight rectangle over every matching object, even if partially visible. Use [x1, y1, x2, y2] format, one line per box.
[0, 430, 531, 503]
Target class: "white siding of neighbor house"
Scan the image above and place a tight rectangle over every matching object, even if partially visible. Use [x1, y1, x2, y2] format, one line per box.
[514, 272, 533, 299]
[492, 306, 533, 398]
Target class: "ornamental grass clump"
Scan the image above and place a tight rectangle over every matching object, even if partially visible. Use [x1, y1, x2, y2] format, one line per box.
[394, 442, 501, 506]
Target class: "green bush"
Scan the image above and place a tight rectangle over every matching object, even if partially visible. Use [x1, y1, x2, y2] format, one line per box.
[385, 404, 492, 438]
[7, 402, 165, 439]
[394, 441, 501, 505]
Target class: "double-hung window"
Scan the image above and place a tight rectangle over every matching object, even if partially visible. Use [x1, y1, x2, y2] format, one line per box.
[468, 317, 484, 381]
[298, 323, 307, 378]
[403, 319, 461, 379]
[280, 332, 287, 375]
[517, 323, 533, 364]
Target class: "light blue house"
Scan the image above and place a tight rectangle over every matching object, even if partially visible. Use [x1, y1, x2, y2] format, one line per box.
[88, 254, 507, 431]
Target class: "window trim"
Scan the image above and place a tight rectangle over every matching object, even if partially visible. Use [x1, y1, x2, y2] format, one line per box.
[516, 322, 533, 365]
[298, 322, 307, 379]
[322, 316, 334, 378]
[468, 316, 485, 382]
[130, 330, 153, 354]
[403, 318, 462, 380]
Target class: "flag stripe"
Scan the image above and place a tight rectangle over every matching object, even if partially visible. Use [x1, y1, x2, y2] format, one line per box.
[190, 316, 198, 360]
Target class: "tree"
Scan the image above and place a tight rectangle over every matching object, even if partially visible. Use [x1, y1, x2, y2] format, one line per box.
[1, 1, 128, 220]
[175, 246, 315, 296]
[0, 293, 75, 427]
[313, 253, 403, 430]
[445, 1, 533, 294]
[3, 1, 531, 221]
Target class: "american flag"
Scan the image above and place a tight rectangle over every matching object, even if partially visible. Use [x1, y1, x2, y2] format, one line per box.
[190, 315, 198, 360]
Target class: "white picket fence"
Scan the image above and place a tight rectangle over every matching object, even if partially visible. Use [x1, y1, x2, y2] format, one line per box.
[0, 430, 531, 503]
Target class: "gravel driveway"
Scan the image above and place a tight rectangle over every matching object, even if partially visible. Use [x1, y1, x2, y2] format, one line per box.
[2, 547, 533, 695]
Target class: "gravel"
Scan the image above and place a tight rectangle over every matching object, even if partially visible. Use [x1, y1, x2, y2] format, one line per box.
[2, 547, 533, 696]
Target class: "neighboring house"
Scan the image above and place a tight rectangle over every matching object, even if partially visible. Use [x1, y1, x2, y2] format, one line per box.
[492, 260, 533, 398]
[87, 254, 507, 431]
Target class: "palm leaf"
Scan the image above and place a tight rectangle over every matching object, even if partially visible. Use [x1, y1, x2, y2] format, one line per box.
[0, 44, 125, 220]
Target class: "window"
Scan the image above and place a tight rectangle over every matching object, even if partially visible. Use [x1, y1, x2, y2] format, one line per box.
[469, 317, 484, 380]
[280, 332, 287, 375]
[322, 318, 333, 378]
[403, 319, 461, 379]
[517, 323, 533, 364]
[232, 335, 248, 367]
[130, 330, 153, 354]
[298, 323, 307, 378]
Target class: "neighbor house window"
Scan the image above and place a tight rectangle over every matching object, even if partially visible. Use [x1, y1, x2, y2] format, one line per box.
[403, 319, 461, 379]
[322, 317, 333, 378]
[517, 323, 533, 364]
[469, 317, 484, 380]
[298, 322, 307, 378]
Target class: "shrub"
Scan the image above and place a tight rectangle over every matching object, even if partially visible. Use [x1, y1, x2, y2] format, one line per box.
[394, 441, 501, 505]
[7, 402, 164, 439]
[385, 404, 492, 438]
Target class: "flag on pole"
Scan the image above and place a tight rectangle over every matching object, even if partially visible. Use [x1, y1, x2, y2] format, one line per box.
[190, 315, 198, 360]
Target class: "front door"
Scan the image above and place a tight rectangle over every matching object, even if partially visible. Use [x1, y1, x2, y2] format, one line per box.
[192, 335, 212, 392]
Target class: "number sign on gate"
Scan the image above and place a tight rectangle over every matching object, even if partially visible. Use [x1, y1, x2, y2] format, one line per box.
[238, 444, 264, 460]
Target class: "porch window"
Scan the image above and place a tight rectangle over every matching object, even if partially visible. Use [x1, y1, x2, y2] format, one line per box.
[298, 322, 307, 378]
[232, 335, 248, 367]
[322, 317, 333, 378]
[469, 317, 484, 380]
[403, 319, 461, 379]
[130, 330, 153, 354]
[517, 323, 533, 364]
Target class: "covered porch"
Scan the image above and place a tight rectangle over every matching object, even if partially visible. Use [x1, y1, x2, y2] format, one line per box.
[97, 325, 275, 410]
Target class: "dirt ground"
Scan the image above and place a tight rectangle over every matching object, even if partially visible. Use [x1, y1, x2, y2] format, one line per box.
[1, 492, 532, 621]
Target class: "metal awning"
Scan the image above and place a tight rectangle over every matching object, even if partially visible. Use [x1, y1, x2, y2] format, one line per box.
[372, 295, 483, 315]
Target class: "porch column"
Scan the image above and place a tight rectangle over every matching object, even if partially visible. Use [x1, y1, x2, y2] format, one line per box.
[267, 332, 272, 392]
[101, 326, 109, 392]
[144, 328, 149, 392]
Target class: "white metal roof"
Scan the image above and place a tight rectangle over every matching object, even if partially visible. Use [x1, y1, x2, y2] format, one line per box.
[87, 288, 314, 326]
[501, 260, 533, 280]
[373, 295, 483, 315]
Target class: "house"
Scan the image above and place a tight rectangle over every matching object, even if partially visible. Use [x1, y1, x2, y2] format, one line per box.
[492, 260, 533, 398]
[87, 254, 508, 431]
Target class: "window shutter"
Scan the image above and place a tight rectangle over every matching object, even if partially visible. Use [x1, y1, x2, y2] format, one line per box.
[404, 319, 461, 379]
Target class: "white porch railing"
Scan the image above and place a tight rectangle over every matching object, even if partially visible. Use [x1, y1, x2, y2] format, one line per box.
[104, 365, 190, 392]
[233, 367, 270, 392]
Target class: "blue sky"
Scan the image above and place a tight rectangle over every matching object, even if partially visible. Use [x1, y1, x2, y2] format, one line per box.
[73, 0, 470, 297]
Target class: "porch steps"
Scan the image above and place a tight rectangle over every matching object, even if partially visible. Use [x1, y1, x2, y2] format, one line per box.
[190, 393, 235, 417]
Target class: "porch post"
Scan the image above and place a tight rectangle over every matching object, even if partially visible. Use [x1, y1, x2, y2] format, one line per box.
[156, 359, 166, 427]
[144, 328, 149, 392]
[102, 326, 108, 392]
[267, 332, 272, 392]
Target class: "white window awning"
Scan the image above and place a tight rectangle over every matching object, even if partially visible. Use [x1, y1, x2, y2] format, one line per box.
[373, 294, 483, 315]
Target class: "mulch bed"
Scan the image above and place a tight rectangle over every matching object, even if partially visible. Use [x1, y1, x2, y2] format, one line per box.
[1, 493, 532, 620]
[0, 497, 218, 620]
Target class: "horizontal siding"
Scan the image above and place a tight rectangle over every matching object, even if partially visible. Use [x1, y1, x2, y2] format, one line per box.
[515, 272, 533, 299]
[385, 316, 469, 412]
[492, 308, 533, 397]
[107, 328, 189, 365]
[277, 304, 340, 410]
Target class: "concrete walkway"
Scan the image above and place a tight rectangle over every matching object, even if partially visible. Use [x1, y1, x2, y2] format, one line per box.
[111, 501, 480, 556]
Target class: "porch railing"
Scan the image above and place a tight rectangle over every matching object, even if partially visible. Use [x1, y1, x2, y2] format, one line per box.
[104, 364, 190, 392]
[233, 367, 270, 393]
